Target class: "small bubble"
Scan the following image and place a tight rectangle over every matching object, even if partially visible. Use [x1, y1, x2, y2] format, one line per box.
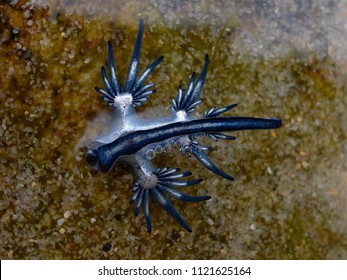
[155, 145, 163, 154]
[164, 144, 172, 153]
[145, 149, 156, 160]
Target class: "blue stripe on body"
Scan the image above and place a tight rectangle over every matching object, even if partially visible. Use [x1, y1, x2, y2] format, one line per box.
[96, 117, 282, 173]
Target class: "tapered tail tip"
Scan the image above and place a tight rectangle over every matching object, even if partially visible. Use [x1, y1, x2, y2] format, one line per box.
[247, 117, 282, 130]
[272, 118, 282, 129]
[139, 19, 144, 29]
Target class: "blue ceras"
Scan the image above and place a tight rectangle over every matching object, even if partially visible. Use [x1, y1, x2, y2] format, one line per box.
[86, 19, 282, 233]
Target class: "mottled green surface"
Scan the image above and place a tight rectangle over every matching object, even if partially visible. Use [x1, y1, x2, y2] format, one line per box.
[0, 0, 346, 259]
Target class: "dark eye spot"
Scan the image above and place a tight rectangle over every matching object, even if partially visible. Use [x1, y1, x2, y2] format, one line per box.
[86, 149, 98, 167]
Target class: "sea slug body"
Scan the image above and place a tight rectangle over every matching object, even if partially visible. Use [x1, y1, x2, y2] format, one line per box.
[86, 19, 282, 233]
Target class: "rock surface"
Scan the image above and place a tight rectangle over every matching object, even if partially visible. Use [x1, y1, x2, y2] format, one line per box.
[0, 0, 346, 259]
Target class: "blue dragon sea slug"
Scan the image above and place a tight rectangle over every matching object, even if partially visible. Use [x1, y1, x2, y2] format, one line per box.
[86, 19, 282, 233]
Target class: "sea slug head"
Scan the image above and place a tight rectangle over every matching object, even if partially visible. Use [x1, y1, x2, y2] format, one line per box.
[86, 148, 100, 171]
[86, 144, 119, 173]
